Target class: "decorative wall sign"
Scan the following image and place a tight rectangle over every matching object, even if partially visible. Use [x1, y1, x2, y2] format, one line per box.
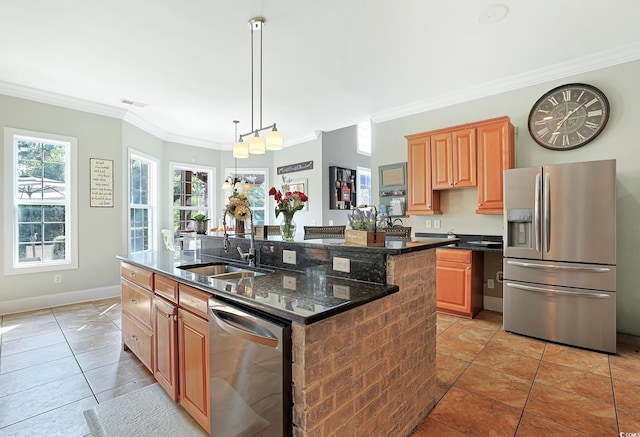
[277, 160, 313, 175]
[90, 158, 114, 207]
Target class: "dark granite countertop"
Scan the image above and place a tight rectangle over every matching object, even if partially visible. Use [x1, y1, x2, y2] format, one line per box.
[199, 232, 454, 255]
[414, 233, 504, 252]
[118, 251, 401, 325]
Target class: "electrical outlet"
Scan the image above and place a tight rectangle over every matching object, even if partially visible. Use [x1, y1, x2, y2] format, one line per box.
[434, 219, 441, 229]
[283, 250, 297, 265]
[54, 274, 62, 284]
[333, 257, 350, 273]
[487, 279, 495, 289]
[283, 275, 297, 290]
[425, 219, 432, 228]
[333, 284, 351, 299]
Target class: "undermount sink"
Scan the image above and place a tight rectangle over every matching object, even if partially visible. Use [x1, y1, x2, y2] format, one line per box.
[177, 262, 265, 278]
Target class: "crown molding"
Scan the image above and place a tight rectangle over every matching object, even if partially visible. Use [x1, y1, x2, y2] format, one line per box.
[372, 41, 640, 123]
[0, 80, 127, 120]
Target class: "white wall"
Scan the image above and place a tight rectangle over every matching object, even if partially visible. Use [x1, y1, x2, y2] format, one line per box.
[372, 59, 640, 336]
[0, 95, 124, 309]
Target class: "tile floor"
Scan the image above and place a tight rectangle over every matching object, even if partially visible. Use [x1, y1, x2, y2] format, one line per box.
[0, 298, 155, 436]
[414, 311, 640, 437]
[1, 300, 639, 436]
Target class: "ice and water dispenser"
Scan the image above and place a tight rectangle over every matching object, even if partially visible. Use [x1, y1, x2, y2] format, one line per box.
[506, 208, 533, 249]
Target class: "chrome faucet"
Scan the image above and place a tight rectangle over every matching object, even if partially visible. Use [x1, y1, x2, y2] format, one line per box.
[222, 201, 256, 267]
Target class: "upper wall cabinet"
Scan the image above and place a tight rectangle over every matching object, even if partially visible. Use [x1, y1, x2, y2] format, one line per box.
[406, 116, 514, 215]
[405, 134, 441, 215]
[431, 128, 477, 190]
[476, 117, 514, 214]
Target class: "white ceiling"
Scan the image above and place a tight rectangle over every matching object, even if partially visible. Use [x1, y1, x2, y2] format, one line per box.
[1, 0, 640, 150]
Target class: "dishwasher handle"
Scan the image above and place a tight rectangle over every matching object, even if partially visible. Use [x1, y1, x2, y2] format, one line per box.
[211, 308, 279, 348]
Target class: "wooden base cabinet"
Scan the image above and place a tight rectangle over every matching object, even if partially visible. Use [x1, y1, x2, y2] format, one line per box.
[436, 248, 483, 318]
[121, 262, 154, 372]
[153, 295, 178, 401]
[177, 283, 211, 434]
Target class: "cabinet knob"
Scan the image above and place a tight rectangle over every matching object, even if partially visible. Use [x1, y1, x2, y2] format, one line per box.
[478, 203, 482, 206]
[130, 299, 137, 304]
[130, 272, 136, 277]
[131, 335, 138, 341]
[466, 267, 471, 271]
[427, 204, 431, 208]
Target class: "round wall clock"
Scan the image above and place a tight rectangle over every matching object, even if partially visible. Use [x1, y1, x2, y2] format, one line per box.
[528, 83, 610, 150]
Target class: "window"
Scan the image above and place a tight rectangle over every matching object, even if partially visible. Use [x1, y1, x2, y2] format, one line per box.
[357, 166, 372, 207]
[170, 163, 214, 234]
[129, 151, 158, 253]
[3, 128, 78, 274]
[224, 168, 268, 225]
[357, 120, 371, 155]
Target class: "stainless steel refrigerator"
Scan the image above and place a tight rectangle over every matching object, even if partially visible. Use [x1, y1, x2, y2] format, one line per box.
[503, 159, 616, 353]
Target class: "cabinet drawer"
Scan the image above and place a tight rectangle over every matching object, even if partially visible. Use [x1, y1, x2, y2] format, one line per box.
[121, 262, 154, 291]
[122, 280, 153, 327]
[178, 284, 210, 319]
[436, 248, 471, 263]
[155, 274, 178, 304]
[122, 311, 153, 372]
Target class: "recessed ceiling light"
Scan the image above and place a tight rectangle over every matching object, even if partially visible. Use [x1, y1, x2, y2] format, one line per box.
[476, 4, 509, 24]
[120, 98, 148, 108]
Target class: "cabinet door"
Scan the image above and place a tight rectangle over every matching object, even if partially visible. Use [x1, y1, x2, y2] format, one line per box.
[476, 119, 514, 214]
[122, 311, 153, 372]
[406, 135, 441, 214]
[431, 133, 453, 189]
[436, 259, 472, 315]
[178, 308, 210, 434]
[452, 128, 477, 188]
[154, 296, 178, 401]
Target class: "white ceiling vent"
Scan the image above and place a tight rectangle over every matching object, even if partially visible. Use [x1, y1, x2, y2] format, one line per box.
[120, 98, 148, 108]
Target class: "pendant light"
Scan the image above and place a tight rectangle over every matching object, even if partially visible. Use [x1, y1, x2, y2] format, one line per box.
[232, 120, 249, 159]
[236, 17, 284, 153]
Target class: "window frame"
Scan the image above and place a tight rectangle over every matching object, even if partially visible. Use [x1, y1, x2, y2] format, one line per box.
[357, 120, 372, 156]
[128, 150, 158, 254]
[169, 162, 215, 234]
[3, 127, 78, 275]
[357, 166, 372, 207]
[223, 167, 269, 225]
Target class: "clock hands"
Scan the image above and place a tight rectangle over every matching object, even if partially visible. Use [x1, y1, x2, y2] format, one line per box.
[554, 101, 588, 132]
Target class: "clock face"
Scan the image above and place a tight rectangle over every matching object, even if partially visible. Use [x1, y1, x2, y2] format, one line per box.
[528, 83, 610, 150]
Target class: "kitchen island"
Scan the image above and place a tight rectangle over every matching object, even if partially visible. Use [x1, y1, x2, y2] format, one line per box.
[119, 235, 452, 436]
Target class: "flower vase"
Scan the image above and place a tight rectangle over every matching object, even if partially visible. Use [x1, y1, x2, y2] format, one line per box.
[280, 213, 297, 241]
[236, 219, 245, 236]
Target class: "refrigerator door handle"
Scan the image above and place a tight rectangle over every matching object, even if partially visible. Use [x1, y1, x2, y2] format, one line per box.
[534, 172, 541, 252]
[506, 282, 611, 298]
[544, 172, 551, 253]
[506, 260, 612, 273]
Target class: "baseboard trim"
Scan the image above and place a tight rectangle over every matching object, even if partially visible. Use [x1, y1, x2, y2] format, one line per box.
[0, 285, 120, 316]
[483, 296, 503, 313]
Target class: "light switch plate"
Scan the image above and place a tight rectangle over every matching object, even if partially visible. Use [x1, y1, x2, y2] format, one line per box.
[333, 257, 350, 273]
[425, 219, 432, 228]
[434, 219, 441, 229]
[333, 284, 351, 299]
[283, 250, 296, 264]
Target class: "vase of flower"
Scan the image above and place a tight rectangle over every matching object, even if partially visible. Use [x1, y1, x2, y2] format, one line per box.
[269, 180, 308, 242]
[279, 211, 297, 241]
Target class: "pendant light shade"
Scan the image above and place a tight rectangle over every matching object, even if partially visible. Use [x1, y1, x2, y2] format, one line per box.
[233, 141, 249, 158]
[266, 126, 283, 150]
[249, 132, 265, 154]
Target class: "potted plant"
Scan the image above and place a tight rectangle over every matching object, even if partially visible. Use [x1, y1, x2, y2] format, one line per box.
[192, 213, 209, 234]
[345, 207, 385, 247]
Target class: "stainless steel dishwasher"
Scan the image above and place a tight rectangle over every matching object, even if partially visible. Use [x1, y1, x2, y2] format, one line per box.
[208, 297, 291, 437]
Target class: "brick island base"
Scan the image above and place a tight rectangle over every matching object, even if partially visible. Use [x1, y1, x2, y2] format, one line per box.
[291, 249, 437, 436]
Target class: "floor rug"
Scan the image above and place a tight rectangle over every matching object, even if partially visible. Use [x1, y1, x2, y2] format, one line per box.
[83, 383, 208, 437]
